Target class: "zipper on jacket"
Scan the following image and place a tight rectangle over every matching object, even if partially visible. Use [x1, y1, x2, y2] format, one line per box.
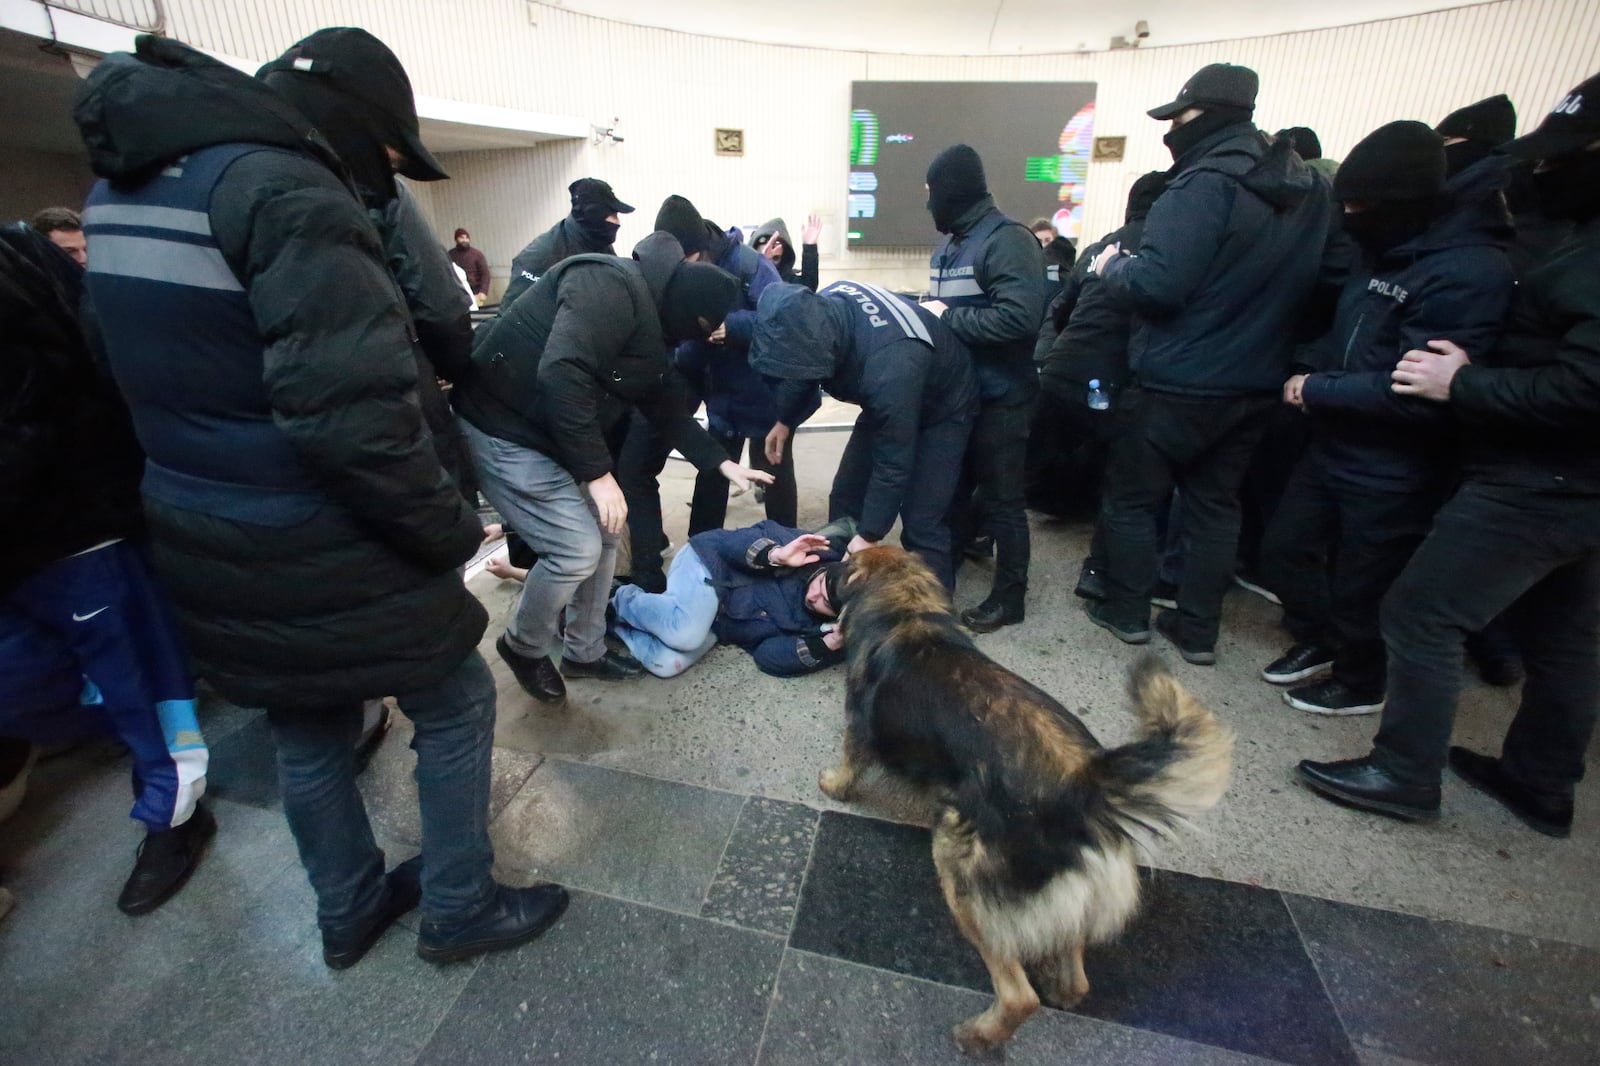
[1340, 311, 1367, 370]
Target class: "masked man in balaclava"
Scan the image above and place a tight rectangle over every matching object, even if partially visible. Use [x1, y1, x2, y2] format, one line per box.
[501, 177, 635, 308]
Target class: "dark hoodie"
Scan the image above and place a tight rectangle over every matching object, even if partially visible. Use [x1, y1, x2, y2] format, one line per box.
[71, 35, 486, 709]
[750, 218, 818, 292]
[1100, 123, 1339, 396]
[455, 231, 734, 482]
[501, 214, 615, 309]
[1299, 154, 1516, 491]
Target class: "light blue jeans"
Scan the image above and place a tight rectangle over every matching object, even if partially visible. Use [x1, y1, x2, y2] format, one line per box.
[611, 547, 720, 678]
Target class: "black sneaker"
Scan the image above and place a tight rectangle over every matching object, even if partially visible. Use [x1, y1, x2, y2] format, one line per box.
[1086, 602, 1150, 644]
[1232, 572, 1281, 605]
[1149, 580, 1179, 610]
[497, 634, 566, 703]
[1448, 747, 1573, 838]
[1283, 679, 1383, 716]
[961, 597, 1024, 633]
[117, 802, 217, 916]
[1154, 610, 1215, 665]
[1262, 643, 1335, 685]
[1074, 565, 1106, 602]
[561, 648, 647, 681]
[322, 855, 424, 970]
[418, 882, 570, 964]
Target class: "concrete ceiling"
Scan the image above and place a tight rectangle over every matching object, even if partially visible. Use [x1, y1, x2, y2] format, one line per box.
[550, 0, 1485, 54]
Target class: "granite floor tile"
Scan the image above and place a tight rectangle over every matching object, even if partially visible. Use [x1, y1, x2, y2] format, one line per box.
[488, 758, 746, 913]
[701, 796, 819, 935]
[201, 712, 280, 808]
[759, 949, 1287, 1066]
[359, 723, 543, 847]
[416, 890, 784, 1066]
[1286, 892, 1600, 1066]
[792, 811, 1356, 1066]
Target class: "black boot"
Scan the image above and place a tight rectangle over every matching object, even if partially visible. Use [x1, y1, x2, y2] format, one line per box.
[118, 802, 217, 915]
[322, 855, 424, 969]
[1295, 756, 1439, 821]
[1448, 747, 1572, 838]
[961, 592, 1024, 633]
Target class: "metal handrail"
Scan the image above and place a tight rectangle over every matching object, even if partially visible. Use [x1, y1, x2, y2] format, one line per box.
[43, 0, 165, 33]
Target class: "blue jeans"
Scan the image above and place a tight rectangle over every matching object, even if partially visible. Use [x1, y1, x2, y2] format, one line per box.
[612, 547, 720, 678]
[266, 650, 497, 934]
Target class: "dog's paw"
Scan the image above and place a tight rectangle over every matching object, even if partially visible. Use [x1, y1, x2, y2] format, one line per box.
[951, 1019, 1005, 1057]
[818, 767, 856, 801]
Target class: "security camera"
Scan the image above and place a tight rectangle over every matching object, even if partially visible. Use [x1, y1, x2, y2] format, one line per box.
[1135, 20, 1150, 39]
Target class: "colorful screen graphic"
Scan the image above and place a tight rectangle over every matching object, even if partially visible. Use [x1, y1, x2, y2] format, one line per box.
[846, 82, 1097, 246]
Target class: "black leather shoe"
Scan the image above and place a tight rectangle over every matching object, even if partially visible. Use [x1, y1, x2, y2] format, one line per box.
[1155, 610, 1215, 666]
[561, 647, 647, 681]
[1086, 602, 1150, 644]
[417, 883, 571, 964]
[497, 634, 566, 702]
[1262, 642, 1335, 685]
[1283, 679, 1384, 716]
[322, 855, 424, 969]
[961, 598, 1024, 633]
[962, 535, 995, 563]
[1295, 756, 1440, 821]
[117, 802, 217, 915]
[1074, 565, 1105, 602]
[1448, 747, 1573, 838]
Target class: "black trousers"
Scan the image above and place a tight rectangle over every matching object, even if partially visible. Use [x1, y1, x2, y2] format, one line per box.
[1100, 389, 1276, 647]
[951, 399, 1035, 605]
[1261, 456, 1441, 696]
[1372, 481, 1600, 793]
[1023, 390, 1111, 519]
[829, 417, 972, 589]
[1237, 403, 1311, 574]
[689, 427, 797, 537]
[616, 405, 691, 586]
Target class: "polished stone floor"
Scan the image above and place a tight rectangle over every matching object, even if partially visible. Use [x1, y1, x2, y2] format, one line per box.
[2, 427, 1597, 1065]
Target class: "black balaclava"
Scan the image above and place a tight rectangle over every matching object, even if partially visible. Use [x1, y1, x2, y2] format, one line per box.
[1341, 199, 1445, 256]
[1532, 151, 1600, 221]
[654, 195, 706, 257]
[1443, 138, 1496, 178]
[659, 261, 739, 344]
[570, 182, 621, 246]
[925, 145, 988, 234]
[1335, 120, 1448, 256]
[1163, 105, 1252, 164]
[1125, 170, 1171, 222]
[1275, 126, 1322, 160]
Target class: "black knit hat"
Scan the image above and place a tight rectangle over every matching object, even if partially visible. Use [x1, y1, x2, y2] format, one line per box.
[1125, 170, 1170, 220]
[1334, 121, 1446, 203]
[926, 144, 988, 232]
[1275, 126, 1322, 160]
[1148, 63, 1258, 120]
[1436, 94, 1516, 146]
[654, 194, 706, 256]
[1504, 74, 1600, 161]
[659, 261, 738, 343]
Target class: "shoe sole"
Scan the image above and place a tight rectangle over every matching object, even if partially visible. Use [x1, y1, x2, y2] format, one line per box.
[1232, 576, 1282, 605]
[1447, 757, 1572, 839]
[1153, 619, 1215, 665]
[1283, 691, 1383, 716]
[1073, 587, 1104, 602]
[1261, 662, 1334, 685]
[1149, 596, 1178, 611]
[117, 810, 218, 917]
[1086, 610, 1150, 645]
[1295, 768, 1439, 822]
[417, 893, 571, 964]
[560, 668, 646, 681]
[963, 615, 1023, 634]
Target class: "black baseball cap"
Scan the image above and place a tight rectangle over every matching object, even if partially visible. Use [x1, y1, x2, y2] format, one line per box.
[569, 177, 634, 214]
[1148, 63, 1259, 120]
[258, 27, 447, 181]
[1503, 73, 1600, 161]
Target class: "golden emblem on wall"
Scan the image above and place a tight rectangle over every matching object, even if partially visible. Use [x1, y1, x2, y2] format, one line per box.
[715, 128, 745, 156]
[1093, 136, 1127, 162]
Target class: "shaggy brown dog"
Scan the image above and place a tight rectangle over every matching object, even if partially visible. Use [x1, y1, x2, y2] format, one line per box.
[821, 546, 1234, 1053]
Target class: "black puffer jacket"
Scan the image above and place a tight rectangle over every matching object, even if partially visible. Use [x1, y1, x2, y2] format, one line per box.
[1451, 214, 1600, 493]
[1101, 124, 1337, 396]
[73, 36, 485, 708]
[1299, 156, 1516, 491]
[750, 218, 819, 292]
[501, 215, 614, 309]
[0, 224, 146, 590]
[454, 231, 729, 482]
[1036, 209, 1157, 400]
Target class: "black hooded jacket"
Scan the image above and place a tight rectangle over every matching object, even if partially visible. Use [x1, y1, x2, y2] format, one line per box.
[1299, 154, 1516, 491]
[1100, 124, 1340, 396]
[454, 231, 729, 482]
[501, 215, 615, 309]
[71, 36, 485, 708]
[750, 218, 819, 292]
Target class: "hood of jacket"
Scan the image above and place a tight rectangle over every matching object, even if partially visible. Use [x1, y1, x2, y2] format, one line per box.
[74, 35, 327, 186]
[1184, 125, 1315, 212]
[751, 218, 796, 275]
[632, 230, 686, 305]
[749, 282, 841, 382]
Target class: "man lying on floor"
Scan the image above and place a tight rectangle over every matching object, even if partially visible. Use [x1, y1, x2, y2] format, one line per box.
[610, 520, 848, 678]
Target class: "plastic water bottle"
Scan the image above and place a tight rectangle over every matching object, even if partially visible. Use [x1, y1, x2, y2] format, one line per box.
[1087, 379, 1110, 411]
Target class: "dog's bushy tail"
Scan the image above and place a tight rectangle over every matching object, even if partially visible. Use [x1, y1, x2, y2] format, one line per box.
[1090, 654, 1234, 847]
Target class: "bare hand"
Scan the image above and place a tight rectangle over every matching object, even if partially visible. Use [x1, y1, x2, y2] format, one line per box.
[1090, 242, 1121, 276]
[846, 534, 878, 556]
[771, 533, 830, 568]
[721, 460, 776, 496]
[802, 213, 822, 244]
[921, 299, 948, 317]
[1392, 339, 1470, 402]
[764, 422, 791, 465]
[707, 322, 727, 345]
[588, 473, 628, 535]
[822, 627, 844, 651]
[1283, 373, 1309, 408]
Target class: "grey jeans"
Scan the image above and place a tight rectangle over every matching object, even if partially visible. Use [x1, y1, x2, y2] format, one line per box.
[463, 420, 617, 664]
